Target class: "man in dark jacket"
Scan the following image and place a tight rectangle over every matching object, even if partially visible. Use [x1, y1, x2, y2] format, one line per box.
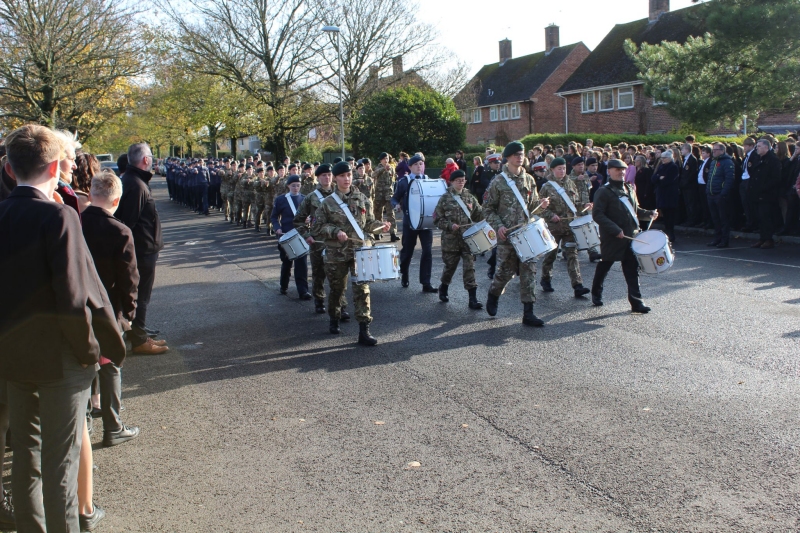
[706, 144, 736, 248]
[0, 125, 125, 532]
[116, 142, 166, 353]
[591, 159, 657, 313]
[678, 143, 700, 225]
[748, 139, 783, 248]
[272, 175, 310, 298]
[651, 150, 681, 244]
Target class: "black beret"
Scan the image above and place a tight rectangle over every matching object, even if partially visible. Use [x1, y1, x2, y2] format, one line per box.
[315, 164, 332, 176]
[502, 141, 525, 158]
[379, 152, 390, 160]
[246, 163, 253, 168]
[356, 161, 364, 168]
[408, 154, 425, 166]
[288, 163, 297, 169]
[255, 167, 264, 173]
[550, 157, 566, 169]
[361, 158, 371, 165]
[585, 157, 598, 166]
[314, 161, 321, 166]
[285, 174, 301, 185]
[345, 156, 355, 162]
[607, 159, 628, 169]
[571, 157, 585, 166]
[266, 165, 274, 171]
[333, 157, 343, 164]
[332, 161, 351, 176]
[450, 170, 466, 180]
[276, 164, 286, 170]
[302, 163, 312, 170]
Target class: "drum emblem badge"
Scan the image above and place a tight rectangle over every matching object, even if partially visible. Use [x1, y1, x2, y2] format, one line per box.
[487, 230, 496, 240]
[656, 256, 666, 267]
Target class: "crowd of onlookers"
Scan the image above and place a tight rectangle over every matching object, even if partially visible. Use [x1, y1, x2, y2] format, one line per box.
[1, 126, 168, 532]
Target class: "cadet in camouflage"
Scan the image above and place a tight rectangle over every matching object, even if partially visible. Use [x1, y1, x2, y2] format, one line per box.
[238, 166, 255, 228]
[252, 166, 271, 232]
[371, 153, 397, 240]
[299, 163, 317, 195]
[353, 161, 374, 202]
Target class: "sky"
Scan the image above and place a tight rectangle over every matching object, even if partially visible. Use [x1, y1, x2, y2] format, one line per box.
[419, 0, 699, 76]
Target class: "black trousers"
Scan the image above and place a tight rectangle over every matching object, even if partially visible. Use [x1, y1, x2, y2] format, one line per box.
[591, 247, 643, 306]
[659, 207, 677, 243]
[131, 251, 159, 347]
[757, 199, 778, 241]
[278, 245, 309, 295]
[682, 186, 701, 226]
[399, 223, 433, 285]
[708, 194, 730, 245]
[99, 362, 123, 433]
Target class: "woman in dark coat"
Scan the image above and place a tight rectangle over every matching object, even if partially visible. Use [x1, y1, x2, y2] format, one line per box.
[651, 149, 680, 244]
[469, 156, 484, 199]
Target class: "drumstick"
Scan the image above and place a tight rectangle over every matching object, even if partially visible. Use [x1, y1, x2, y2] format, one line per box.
[647, 213, 656, 231]
[581, 205, 591, 213]
[623, 235, 648, 244]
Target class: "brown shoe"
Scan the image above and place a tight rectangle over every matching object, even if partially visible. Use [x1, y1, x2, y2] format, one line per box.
[132, 338, 169, 355]
[760, 240, 775, 249]
[750, 241, 764, 248]
[151, 339, 168, 347]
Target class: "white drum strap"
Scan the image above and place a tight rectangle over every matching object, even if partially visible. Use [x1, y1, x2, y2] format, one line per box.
[314, 189, 324, 202]
[285, 193, 297, 216]
[331, 192, 365, 241]
[548, 181, 577, 214]
[501, 173, 530, 219]
[619, 197, 639, 225]
[451, 193, 472, 219]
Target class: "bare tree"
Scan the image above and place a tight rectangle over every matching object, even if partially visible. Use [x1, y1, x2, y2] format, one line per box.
[424, 57, 474, 101]
[0, 0, 145, 139]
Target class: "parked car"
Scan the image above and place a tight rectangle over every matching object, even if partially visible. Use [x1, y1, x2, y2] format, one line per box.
[100, 161, 119, 175]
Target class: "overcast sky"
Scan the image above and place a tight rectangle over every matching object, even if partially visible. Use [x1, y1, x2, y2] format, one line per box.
[421, 0, 699, 76]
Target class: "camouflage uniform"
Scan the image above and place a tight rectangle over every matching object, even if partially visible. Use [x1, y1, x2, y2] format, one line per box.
[483, 168, 541, 303]
[569, 168, 601, 260]
[372, 164, 397, 237]
[253, 175, 271, 231]
[230, 171, 242, 223]
[300, 174, 317, 195]
[539, 175, 583, 287]
[354, 173, 374, 203]
[238, 174, 254, 226]
[220, 168, 231, 219]
[272, 176, 288, 215]
[434, 186, 483, 289]
[312, 189, 383, 323]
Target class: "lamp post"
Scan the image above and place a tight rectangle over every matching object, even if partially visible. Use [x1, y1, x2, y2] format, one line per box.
[322, 25, 345, 161]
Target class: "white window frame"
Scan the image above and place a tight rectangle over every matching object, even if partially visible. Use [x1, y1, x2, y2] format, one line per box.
[617, 86, 634, 109]
[472, 109, 482, 123]
[581, 91, 595, 113]
[461, 111, 469, 123]
[510, 103, 520, 119]
[489, 106, 498, 122]
[498, 105, 509, 121]
[599, 89, 614, 111]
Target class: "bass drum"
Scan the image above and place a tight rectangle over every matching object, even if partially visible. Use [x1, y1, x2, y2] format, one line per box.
[407, 178, 447, 230]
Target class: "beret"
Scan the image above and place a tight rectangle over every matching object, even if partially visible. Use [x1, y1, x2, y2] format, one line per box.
[246, 163, 253, 168]
[333, 157, 343, 164]
[255, 167, 264, 173]
[345, 156, 356, 162]
[361, 158, 371, 165]
[266, 165, 274, 171]
[379, 152, 390, 160]
[502, 141, 525, 158]
[550, 157, 566, 169]
[585, 157, 598, 166]
[332, 161, 351, 176]
[288, 163, 297, 169]
[450, 170, 466, 180]
[302, 163, 312, 170]
[607, 159, 628, 169]
[285, 174, 301, 185]
[571, 157, 585, 165]
[315, 163, 332, 176]
[356, 161, 364, 168]
[408, 154, 425, 166]
[276, 164, 286, 170]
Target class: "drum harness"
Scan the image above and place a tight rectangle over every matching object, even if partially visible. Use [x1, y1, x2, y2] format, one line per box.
[284, 192, 298, 216]
[605, 182, 639, 228]
[500, 173, 530, 219]
[545, 180, 578, 215]
[331, 192, 365, 241]
[451, 192, 472, 220]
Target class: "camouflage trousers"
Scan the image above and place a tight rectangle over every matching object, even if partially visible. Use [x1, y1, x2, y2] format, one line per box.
[440, 249, 477, 290]
[324, 258, 370, 323]
[373, 198, 397, 236]
[241, 199, 252, 224]
[541, 232, 582, 286]
[311, 246, 348, 307]
[226, 192, 235, 220]
[489, 243, 537, 303]
[254, 201, 266, 229]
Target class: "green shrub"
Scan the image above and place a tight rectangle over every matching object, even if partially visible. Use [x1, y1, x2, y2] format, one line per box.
[291, 142, 323, 163]
[517, 132, 788, 149]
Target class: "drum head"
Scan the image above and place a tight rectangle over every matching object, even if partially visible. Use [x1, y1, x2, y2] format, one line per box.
[408, 180, 423, 228]
[569, 215, 594, 228]
[462, 221, 486, 239]
[631, 230, 667, 254]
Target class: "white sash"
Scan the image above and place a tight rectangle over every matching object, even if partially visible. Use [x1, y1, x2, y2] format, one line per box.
[619, 197, 639, 224]
[285, 193, 298, 216]
[314, 189, 324, 201]
[331, 192, 365, 241]
[547, 181, 577, 214]
[451, 193, 472, 219]
[501, 172, 530, 219]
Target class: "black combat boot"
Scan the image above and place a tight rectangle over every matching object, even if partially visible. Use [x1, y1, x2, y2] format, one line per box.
[573, 284, 590, 298]
[486, 292, 499, 316]
[438, 283, 449, 302]
[401, 270, 409, 288]
[522, 302, 544, 327]
[629, 293, 651, 313]
[468, 288, 483, 310]
[540, 278, 554, 292]
[591, 293, 604, 306]
[329, 318, 340, 334]
[314, 299, 326, 314]
[358, 322, 378, 346]
[589, 250, 602, 263]
[340, 308, 350, 322]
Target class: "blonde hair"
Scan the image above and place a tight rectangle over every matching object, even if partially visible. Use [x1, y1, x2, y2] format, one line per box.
[4, 124, 63, 182]
[90, 170, 122, 200]
[53, 129, 81, 157]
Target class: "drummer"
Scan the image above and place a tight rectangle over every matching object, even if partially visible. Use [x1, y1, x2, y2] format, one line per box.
[271, 175, 311, 298]
[483, 141, 550, 326]
[312, 162, 391, 345]
[539, 157, 592, 297]
[591, 159, 658, 313]
[432, 170, 485, 310]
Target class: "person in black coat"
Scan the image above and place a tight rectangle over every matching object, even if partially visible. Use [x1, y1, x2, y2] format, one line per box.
[469, 156, 484, 199]
[748, 139, 783, 248]
[591, 159, 658, 313]
[678, 144, 700, 225]
[651, 150, 680, 244]
[272, 175, 310, 298]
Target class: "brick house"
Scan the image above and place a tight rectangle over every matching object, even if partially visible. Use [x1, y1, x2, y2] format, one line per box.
[456, 26, 590, 145]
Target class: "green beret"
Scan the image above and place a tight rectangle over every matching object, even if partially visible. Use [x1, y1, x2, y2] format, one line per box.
[332, 161, 351, 176]
[502, 141, 525, 158]
[450, 170, 466, 180]
[550, 157, 567, 169]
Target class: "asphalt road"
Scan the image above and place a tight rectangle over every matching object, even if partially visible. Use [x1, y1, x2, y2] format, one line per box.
[12, 176, 800, 532]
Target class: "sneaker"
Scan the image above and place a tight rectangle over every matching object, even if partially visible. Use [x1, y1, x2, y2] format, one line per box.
[132, 338, 169, 355]
[79, 503, 106, 532]
[103, 425, 140, 447]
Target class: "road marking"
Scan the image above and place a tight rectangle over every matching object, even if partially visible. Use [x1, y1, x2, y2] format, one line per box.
[676, 251, 800, 269]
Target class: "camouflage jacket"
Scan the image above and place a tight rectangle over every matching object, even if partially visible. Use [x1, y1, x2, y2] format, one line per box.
[273, 176, 288, 199]
[238, 175, 255, 201]
[252, 177, 271, 205]
[293, 186, 333, 241]
[300, 175, 317, 196]
[434, 186, 484, 253]
[372, 164, 395, 201]
[540, 176, 581, 236]
[483, 168, 540, 232]
[312, 188, 383, 262]
[569, 169, 591, 205]
[354, 174, 374, 200]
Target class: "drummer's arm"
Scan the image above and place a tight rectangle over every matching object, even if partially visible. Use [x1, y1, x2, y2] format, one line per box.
[434, 200, 451, 232]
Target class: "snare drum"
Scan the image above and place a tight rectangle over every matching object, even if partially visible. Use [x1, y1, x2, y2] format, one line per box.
[407, 178, 447, 230]
[278, 229, 310, 260]
[508, 218, 557, 263]
[352, 245, 400, 284]
[631, 230, 674, 274]
[461, 220, 497, 255]
[568, 215, 601, 251]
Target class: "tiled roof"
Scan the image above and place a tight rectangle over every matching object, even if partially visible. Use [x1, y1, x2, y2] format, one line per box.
[557, 6, 704, 93]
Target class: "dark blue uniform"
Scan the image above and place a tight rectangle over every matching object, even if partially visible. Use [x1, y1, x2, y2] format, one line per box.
[272, 193, 309, 297]
[392, 174, 433, 287]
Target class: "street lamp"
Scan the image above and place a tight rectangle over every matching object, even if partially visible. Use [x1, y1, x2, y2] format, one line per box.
[322, 25, 345, 161]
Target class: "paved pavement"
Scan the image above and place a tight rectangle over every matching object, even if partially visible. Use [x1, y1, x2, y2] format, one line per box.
[8, 176, 800, 532]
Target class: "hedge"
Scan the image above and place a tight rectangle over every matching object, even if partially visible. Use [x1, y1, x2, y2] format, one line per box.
[517, 133, 788, 149]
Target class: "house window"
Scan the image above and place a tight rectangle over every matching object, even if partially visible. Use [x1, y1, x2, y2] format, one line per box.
[653, 87, 669, 106]
[510, 103, 520, 119]
[618, 86, 634, 109]
[499, 105, 509, 121]
[581, 91, 595, 113]
[599, 89, 614, 111]
[472, 109, 482, 123]
[490, 106, 498, 122]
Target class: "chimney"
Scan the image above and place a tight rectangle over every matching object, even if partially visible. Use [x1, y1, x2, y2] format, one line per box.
[499, 39, 512, 65]
[649, 0, 669, 22]
[392, 56, 403, 76]
[545, 24, 559, 55]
